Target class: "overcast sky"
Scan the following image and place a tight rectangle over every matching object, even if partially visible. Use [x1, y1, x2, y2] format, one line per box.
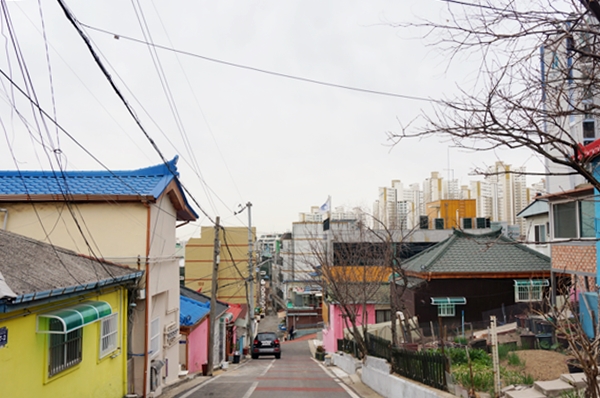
[0, 0, 543, 239]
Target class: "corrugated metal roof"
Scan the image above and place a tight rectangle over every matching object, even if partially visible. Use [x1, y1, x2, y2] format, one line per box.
[516, 199, 549, 218]
[403, 228, 550, 275]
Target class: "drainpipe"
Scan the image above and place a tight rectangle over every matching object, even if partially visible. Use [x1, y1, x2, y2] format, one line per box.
[0, 208, 7, 230]
[143, 203, 151, 398]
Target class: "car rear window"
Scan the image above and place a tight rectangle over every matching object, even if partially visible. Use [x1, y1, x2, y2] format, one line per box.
[257, 333, 276, 341]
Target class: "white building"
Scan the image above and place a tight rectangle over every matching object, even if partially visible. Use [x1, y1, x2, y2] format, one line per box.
[541, 25, 599, 193]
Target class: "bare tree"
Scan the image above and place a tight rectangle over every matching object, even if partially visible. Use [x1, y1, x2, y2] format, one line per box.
[389, 0, 600, 190]
[546, 277, 600, 398]
[304, 214, 415, 357]
[388, 1, 600, 395]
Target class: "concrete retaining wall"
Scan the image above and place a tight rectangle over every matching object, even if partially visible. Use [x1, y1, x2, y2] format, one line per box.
[360, 356, 455, 398]
[332, 353, 361, 375]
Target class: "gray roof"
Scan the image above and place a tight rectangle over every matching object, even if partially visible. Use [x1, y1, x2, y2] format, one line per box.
[0, 229, 142, 303]
[403, 229, 550, 276]
[517, 199, 549, 218]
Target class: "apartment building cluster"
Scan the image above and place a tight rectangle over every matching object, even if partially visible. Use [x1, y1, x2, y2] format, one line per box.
[373, 162, 546, 237]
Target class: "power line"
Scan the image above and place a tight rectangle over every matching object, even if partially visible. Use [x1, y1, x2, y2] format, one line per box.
[56, 0, 217, 225]
[79, 22, 440, 104]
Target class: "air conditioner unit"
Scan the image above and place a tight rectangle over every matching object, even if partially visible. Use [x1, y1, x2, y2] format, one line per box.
[150, 360, 165, 392]
[164, 322, 179, 348]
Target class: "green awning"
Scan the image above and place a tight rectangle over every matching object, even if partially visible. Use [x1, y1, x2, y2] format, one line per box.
[514, 279, 549, 287]
[430, 297, 467, 305]
[37, 301, 112, 334]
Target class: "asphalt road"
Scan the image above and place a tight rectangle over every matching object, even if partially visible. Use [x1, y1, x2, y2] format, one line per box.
[173, 339, 360, 398]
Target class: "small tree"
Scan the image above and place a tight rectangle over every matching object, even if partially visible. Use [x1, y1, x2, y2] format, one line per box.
[389, 0, 600, 191]
[305, 213, 414, 357]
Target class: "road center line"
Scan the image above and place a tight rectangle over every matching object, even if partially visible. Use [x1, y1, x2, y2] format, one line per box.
[177, 374, 221, 398]
[242, 381, 259, 398]
[260, 359, 275, 376]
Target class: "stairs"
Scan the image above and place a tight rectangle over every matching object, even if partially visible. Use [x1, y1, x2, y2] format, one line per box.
[504, 373, 590, 398]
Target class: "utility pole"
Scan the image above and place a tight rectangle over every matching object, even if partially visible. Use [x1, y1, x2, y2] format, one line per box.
[207, 216, 220, 376]
[234, 202, 255, 350]
[246, 202, 254, 344]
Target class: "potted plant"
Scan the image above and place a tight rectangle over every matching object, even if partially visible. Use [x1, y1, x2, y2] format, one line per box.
[315, 345, 326, 361]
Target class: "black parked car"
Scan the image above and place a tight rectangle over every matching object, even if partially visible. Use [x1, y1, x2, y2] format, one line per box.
[252, 332, 281, 359]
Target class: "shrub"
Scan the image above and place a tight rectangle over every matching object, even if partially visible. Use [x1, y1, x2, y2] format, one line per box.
[454, 336, 468, 345]
[452, 363, 534, 395]
[436, 347, 491, 367]
[498, 343, 517, 360]
[507, 352, 522, 366]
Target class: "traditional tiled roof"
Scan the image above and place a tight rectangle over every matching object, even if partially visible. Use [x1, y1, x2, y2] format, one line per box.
[179, 296, 210, 327]
[403, 228, 550, 277]
[0, 229, 142, 305]
[0, 156, 198, 221]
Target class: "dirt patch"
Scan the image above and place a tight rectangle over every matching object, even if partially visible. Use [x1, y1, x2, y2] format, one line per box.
[508, 350, 570, 381]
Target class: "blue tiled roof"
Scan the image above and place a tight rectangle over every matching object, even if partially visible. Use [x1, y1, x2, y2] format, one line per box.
[0, 157, 179, 197]
[0, 156, 198, 220]
[180, 295, 210, 327]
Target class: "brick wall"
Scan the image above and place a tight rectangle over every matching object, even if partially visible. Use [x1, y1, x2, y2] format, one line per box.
[552, 244, 597, 292]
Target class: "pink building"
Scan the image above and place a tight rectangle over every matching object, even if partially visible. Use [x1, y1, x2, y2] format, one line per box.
[321, 303, 376, 353]
[179, 288, 229, 374]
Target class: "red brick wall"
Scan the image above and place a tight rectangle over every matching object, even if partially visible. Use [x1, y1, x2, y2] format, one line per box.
[552, 245, 597, 292]
[553, 245, 597, 273]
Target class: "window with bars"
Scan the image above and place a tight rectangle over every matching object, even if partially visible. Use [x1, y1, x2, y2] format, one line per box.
[514, 280, 549, 302]
[99, 313, 118, 359]
[438, 304, 455, 317]
[48, 319, 82, 377]
[150, 318, 160, 358]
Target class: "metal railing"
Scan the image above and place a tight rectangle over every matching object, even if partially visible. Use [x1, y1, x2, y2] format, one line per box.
[337, 333, 448, 391]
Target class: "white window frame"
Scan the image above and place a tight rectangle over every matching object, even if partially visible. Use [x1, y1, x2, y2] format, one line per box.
[551, 198, 596, 240]
[438, 303, 455, 317]
[99, 313, 119, 359]
[150, 318, 160, 358]
[534, 224, 547, 244]
[514, 280, 549, 303]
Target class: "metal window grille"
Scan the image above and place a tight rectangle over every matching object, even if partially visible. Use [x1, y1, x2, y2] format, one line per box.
[150, 318, 160, 358]
[437, 303, 455, 317]
[99, 313, 118, 359]
[514, 280, 549, 302]
[48, 319, 82, 377]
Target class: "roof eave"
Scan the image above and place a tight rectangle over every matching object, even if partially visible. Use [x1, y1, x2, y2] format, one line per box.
[405, 271, 551, 280]
[0, 194, 156, 202]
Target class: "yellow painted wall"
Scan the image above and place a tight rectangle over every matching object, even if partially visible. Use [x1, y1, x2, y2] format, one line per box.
[185, 226, 255, 304]
[327, 266, 392, 283]
[0, 289, 128, 398]
[425, 199, 477, 229]
[2, 202, 147, 258]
